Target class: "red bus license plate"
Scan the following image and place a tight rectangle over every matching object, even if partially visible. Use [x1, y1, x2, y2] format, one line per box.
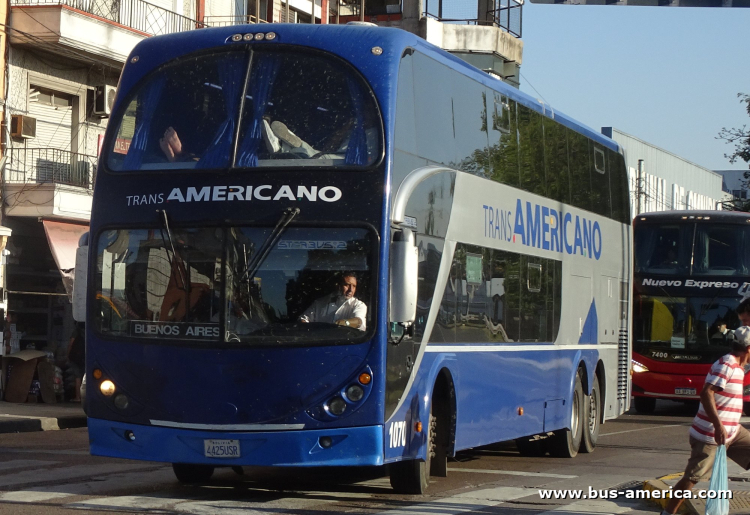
[204, 439, 240, 458]
[675, 388, 696, 396]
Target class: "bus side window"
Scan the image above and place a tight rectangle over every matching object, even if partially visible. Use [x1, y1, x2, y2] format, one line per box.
[568, 129, 591, 212]
[488, 98, 520, 188]
[517, 104, 546, 197]
[544, 117, 570, 204]
[589, 142, 611, 218]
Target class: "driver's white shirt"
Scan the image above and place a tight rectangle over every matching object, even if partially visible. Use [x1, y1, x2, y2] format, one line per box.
[302, 294, 367, 331]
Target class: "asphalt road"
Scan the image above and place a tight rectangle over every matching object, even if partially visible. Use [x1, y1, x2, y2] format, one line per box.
[0, 400, 718, 515]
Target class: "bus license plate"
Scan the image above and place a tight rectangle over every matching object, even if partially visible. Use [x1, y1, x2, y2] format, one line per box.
[675, 388, 696, 396]
[204, 439, 240, 458]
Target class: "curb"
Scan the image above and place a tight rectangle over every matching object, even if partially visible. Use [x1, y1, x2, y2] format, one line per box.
[642, 478, 699, 515]
[644, 474, 750, 515]
[0, 415, 87, 434]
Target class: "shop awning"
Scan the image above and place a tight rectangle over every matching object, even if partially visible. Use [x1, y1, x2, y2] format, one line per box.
[42, 220, 89, 301]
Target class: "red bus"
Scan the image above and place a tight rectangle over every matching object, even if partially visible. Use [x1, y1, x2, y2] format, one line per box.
[633, 211, 750, 413]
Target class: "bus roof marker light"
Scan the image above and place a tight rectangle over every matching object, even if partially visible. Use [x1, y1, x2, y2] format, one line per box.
[265, 32, 276, 40]
[130, 56, 139, 64]
[254, 33, 264, 41]
[231, 34, 242, 42]
[371, 46, 383, 56]
[243, 33, 253, 41]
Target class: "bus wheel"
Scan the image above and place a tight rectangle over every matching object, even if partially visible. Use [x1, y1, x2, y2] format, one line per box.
[580, 376, 600, 453]
[515, 436, 546, 457]
[634, 397, 656, 414]
[390, 413, 435, 494]
[172, 463, 215, 484]
[549, 370, 584, 458]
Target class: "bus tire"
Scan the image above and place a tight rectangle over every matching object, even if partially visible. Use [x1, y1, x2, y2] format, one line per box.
[634, 396, 656, 414]
[390, 413, 435, 494]
[550, 370, 584, 458]
[515, 437, 546, 457]
[172, 463, 215, 484]
[580, 375, 600, 453]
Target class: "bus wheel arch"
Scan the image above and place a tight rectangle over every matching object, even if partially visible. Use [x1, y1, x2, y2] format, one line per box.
[389, 368, 456, 494]
[430, 368, 456, 478]
[580, 361, 604, 453]
[549, 365, 585, 458]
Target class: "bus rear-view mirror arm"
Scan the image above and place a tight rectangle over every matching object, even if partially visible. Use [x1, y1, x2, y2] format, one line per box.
[389, 227, 418, 339]
[72, 231, 89, 323]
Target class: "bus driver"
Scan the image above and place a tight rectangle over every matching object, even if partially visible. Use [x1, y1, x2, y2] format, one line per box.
[299, 272, 367, 331]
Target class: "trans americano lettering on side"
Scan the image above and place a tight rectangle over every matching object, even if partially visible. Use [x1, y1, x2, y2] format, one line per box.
[483, 199, 603, 260]
[126, 185, 342, 206]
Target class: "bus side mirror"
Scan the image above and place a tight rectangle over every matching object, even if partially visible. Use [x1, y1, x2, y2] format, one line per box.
[389, 228, 418, 329]
[72, 232, 89, 323]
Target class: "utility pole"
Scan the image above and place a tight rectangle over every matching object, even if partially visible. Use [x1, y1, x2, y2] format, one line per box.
[636, 159, 644, 215]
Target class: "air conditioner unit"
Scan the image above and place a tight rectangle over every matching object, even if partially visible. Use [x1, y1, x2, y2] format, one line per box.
[93, 85, 117, 117]
[10, 115, 36, 139]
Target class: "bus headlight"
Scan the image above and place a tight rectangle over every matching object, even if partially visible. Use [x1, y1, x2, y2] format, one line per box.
[346, 384, 364, 402]
[114, 394, 129, 410]
[327, 397, 347, 416]
[100, 380, 116, 396]
[632, 360, 649, 374]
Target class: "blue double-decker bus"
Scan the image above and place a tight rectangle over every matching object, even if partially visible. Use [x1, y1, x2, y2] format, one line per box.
[76, 23, 632, 493]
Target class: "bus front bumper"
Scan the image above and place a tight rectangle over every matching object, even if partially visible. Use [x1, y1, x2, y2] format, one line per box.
[632, 371, 704, 400]
[88, 417, 384, 467]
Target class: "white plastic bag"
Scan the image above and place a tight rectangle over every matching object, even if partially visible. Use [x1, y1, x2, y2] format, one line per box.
[705, 444, 729, 515]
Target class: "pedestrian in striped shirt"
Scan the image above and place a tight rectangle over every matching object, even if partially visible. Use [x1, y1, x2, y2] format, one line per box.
[662, 326, 750, 515]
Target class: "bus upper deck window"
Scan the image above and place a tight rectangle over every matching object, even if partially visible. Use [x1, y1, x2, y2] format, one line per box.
[234, 51, 380, 168]
[108, 51, 248, 172]
[107, 49, 381, 172]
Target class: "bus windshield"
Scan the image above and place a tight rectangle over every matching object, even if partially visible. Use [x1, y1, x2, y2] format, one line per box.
[106, 48, 381, 171]
[634, 294, 741, 352]
[93, 226, 373, 344]
[635, 222, 750, 276]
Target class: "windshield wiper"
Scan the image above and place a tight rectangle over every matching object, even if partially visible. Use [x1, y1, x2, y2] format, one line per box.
[241, 207, 300, 283]
[157, 209, 187, 290]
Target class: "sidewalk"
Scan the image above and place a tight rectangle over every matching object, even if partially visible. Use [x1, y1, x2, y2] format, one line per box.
[644, 462, 750, 515]
[0, 400, 87, 433]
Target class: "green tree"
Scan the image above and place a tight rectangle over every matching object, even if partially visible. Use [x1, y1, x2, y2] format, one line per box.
[717, 93, 750, 211]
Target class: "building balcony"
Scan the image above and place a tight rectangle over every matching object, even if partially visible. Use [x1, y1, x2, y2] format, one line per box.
[344, 0, 524, 87]
[3, 148, 96, 221]
[10, 0, 201, 66]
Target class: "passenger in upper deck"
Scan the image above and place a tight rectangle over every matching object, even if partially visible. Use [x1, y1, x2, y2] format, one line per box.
[299, 272, 367, 331]
[159, 126, 185, 162]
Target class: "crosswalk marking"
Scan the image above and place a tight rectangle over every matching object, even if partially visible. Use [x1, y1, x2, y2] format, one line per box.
[447, 467, 578, 479]
[0, 467, 176, 502]
[0, 463, 160, 488]
[0, 459, 58, 472]
[372, 487, 534, 515]
[537, 499, 635, 514]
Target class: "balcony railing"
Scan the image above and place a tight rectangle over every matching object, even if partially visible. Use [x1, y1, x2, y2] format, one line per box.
[11, 0, 202, 36]
[5, 148, 97, 190]
[423, 0, 522, 38]
[203, 14, 269, 26]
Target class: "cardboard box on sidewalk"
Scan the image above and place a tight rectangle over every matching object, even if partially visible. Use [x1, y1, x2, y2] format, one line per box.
[2, 350, 50, 403]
